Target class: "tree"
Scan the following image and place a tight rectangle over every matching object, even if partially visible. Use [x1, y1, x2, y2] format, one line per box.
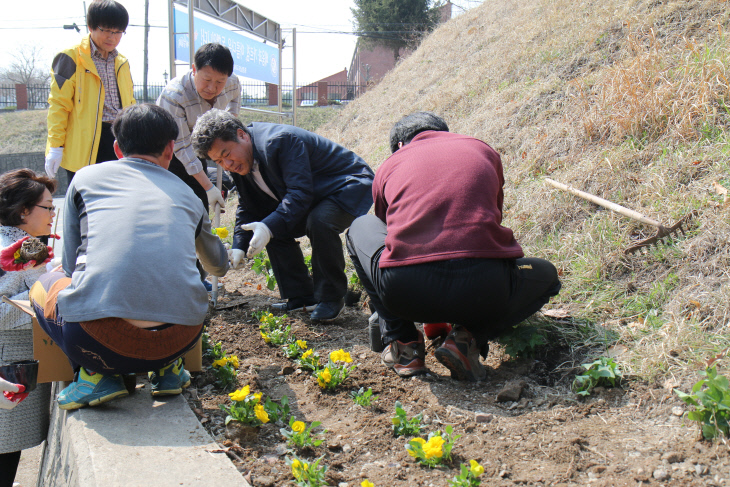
[351, 0, 442, 61]
[0, 45, 51, 86]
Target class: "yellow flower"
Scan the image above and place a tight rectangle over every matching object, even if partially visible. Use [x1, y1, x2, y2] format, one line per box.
[260, 331, 271, 343]
[301, 349, 313, 359]
[254, 392, 263, 402]
[391, 417, 401, 425]
[296, 339, 307, 349]
[407, 437, 426, 457]
[214, 227, 229, 239]
[292, 421, 306, 433]
[362, 481, 375, 487]
[228, 385, 250, 402]
[254, 404, 269, 423]
[317, 368, 332, 388]
[423, 436, 445, 459]
[469, 459, 484, 476]
[330, 349, 353, 363]
[212, 358, 227, 368]
[13, 250, 20, 260]
[291, 459, 304, 479]
[227, 356, 239, 368]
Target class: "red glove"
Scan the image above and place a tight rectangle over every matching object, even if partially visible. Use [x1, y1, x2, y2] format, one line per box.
[0, 235, 59, 272]
[2, 383, 28, 405]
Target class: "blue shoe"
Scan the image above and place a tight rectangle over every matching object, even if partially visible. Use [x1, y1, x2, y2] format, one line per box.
[148, 357, 191, 397]
[57, 367, 129, 410]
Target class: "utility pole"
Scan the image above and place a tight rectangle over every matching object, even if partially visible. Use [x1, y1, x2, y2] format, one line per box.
[143, 0, 150, 101]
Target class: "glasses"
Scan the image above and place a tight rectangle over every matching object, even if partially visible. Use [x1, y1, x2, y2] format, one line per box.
[97, 27, 125, 37]
[35, 205, 56, 213]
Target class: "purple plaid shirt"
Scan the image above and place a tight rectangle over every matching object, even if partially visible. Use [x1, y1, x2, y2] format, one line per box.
[90, 40, 122, 123]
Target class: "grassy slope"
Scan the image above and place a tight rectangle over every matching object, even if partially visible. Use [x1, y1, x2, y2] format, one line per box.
[318, 0, 730, 379]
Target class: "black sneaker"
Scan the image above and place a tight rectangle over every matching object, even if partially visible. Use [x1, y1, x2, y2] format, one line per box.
[271, 296, 317, 312]
[310, 299, 345, 321]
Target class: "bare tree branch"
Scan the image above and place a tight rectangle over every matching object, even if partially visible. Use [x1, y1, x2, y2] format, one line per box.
[0, 45, 51, 85]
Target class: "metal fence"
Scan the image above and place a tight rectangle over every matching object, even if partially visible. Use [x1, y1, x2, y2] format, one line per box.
[0, 81, 369, 110]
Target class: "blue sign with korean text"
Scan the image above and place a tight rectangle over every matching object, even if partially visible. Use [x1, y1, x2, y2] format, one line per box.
[174, 7, 279, 84]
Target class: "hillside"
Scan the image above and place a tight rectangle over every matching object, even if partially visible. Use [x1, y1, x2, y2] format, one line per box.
[320, 0, 730, 379]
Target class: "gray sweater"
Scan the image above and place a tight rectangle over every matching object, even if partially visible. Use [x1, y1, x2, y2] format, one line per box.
[59, 157, 228, 325]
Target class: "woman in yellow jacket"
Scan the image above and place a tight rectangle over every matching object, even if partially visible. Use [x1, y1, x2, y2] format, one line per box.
[45, 0, 135, 180]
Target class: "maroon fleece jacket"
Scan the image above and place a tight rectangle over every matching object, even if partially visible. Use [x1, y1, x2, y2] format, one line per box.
[373, 130, 524, 268]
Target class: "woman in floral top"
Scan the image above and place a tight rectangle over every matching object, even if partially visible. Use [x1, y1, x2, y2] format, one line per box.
[0, 169, 56, 486]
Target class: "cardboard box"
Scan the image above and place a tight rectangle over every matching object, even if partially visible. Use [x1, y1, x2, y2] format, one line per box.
[2, 297, 201, 381]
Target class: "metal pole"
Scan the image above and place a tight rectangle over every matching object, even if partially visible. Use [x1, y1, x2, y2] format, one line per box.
[188, 0, 195, 69]
[143, 0, 149, 102]
[277, 33, 283, 124]
[292, 28, 297, 127]
[167, 0, 176, 78]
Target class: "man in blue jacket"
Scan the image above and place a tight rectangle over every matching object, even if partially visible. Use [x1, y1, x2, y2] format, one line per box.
[191, 109, 374, 321]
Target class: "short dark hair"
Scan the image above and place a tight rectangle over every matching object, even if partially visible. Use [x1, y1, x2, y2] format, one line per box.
[191, 109, 250, 160]
[0, 169, 57, 227]
[87, 0, 129, 31]
[194, 43, 234, 77]
[389, 112, 449, 153]
[112, 104, 179, 157]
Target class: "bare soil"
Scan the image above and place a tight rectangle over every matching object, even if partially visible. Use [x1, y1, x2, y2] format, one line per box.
[184, 266, 730, 487]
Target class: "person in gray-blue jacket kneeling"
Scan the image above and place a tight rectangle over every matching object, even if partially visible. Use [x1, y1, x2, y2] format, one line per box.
[192, 109, 374, 321]
[30, 104, 229, 410]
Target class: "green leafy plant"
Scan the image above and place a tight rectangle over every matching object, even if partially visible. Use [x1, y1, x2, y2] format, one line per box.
[261, 325, 292, 346]
[263, 395, 290, 425]
[296, 348, 321, 372]
[220, 385, 272, 426]
[406, 425, 460, 467]
[497, 324, 546, 358]
[280, 416, 326, 449]
[286, 455, 328, 487]
[210, 355, 239, 390]
[252, 250, 277, 290]
[676, 365, 730, 439]
[391, 401, 423, 437]
[448, 460, 485, 486]
[572, 357, 623, 396]
[304, 254, 313, 275]
[315, 349, 357, 390]
[348, 272, 362, 290]
[350, 387, 379, 407]
[284, 339, 309, 359]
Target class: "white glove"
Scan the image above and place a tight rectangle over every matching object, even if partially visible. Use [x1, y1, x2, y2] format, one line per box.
[205, 186, 226, 210]
[228, 249, 245, 269]
[45, 147, 64, 178]
[0, 377, 22, 410]
[241, 222, 272, 258]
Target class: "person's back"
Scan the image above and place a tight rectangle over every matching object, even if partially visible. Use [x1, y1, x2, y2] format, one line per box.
[59, 158, 218, 325]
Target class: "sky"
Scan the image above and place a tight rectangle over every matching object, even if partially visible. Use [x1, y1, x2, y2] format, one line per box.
[0, 0, 359, 86]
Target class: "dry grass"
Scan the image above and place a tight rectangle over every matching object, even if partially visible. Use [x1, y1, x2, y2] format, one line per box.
[318, 0, 730, 380]
[0, 110, 48, 154]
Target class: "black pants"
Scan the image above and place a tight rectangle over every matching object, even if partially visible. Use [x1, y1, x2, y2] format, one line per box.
[63, 121, 118, 182]
[0, 450, 21, 487]
[168, 155, 210, 213]
[346, 215, 562, 352]
[268, 199, 355, 302]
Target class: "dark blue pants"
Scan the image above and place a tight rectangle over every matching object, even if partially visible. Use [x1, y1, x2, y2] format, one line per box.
[346, 215, 562, 353]
[267, 199, 355, 302]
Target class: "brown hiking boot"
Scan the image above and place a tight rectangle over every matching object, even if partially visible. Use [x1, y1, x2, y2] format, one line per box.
[381, 333, 428, 377]
[434, 325, 487, 382]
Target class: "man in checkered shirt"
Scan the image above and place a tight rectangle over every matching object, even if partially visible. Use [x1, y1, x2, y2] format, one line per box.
[157, 43, 241, 214]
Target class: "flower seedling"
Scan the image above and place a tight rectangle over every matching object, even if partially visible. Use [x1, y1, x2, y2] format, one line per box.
[210, 354, 238, 390]
[676, 365, 730, 439]
[261, 325, 293, 346]
[361, 481, 374, 487]
[391, 401, 423, 437]
[263, 395, 290, 425]
[252, 250, 277, 290]
[212, 227, 229, 239]
[448, 460, 485, 486]
[297, 349, 321, 372]
[220, 386, 289, 427]
[280, 416, 326, 449]
[284, 339, 309, 359]
[316, 349, 357, 390]
[350, 387, 379, 407]
[572, 357, 623, 396]
[286, 455, 328, 487]
[405, 425, 460, 468]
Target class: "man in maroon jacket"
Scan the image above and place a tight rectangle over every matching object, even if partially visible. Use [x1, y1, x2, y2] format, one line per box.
[346, 112, 561, 381]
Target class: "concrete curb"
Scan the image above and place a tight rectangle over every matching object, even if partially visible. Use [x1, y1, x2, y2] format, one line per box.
[38, 381, 249, 486]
